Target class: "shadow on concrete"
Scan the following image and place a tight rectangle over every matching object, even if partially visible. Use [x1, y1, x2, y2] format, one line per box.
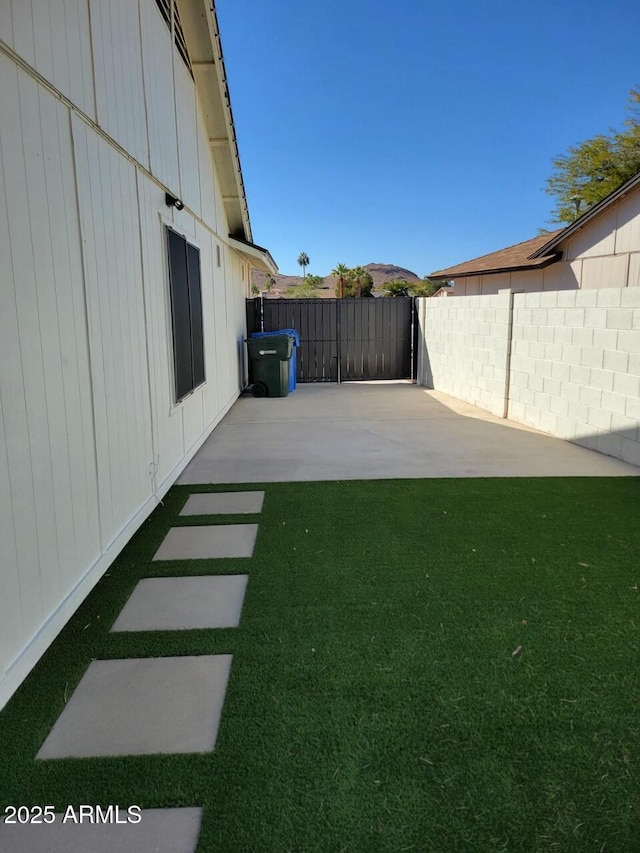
[179, 382, 639, 484]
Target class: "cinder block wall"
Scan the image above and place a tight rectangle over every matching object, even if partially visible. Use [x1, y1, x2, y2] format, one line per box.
[508, 288, 640, 466]
[416, 287, 640, 467]
[416, 293, 511, 416]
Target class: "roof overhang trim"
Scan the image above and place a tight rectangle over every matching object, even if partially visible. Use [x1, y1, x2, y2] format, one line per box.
[177, 0, 251, 240]
[429, 253, 561, 280]
[228, 235, 279, 275]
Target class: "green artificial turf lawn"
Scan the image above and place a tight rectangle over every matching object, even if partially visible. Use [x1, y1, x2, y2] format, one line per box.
[1, 478, 639, 852]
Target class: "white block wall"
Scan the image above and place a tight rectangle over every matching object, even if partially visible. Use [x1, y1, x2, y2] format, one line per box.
[416, 294, 511, 416]
[508, 288, 640, 467]
[417, 288, 640, 467]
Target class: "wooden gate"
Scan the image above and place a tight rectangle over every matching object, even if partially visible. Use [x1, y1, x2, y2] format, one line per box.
[246, 297, 415, 382]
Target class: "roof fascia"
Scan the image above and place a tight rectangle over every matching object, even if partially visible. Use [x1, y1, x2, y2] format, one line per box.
[176, 0, 251, 240]
[530, 171, 640, 258]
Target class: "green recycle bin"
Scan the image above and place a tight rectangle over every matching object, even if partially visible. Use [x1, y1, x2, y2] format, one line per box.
[246, 334, 293, 397]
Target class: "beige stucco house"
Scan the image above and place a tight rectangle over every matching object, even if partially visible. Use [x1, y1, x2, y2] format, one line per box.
[430, 171, 640, 295]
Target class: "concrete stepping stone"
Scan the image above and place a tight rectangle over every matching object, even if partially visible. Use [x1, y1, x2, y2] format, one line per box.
[153, 524, 258, 560]
[0, 807, 202, 853]
[180, 491, 264, 516]
[37, 656, 231, 759]
[111, 575, 248, 632]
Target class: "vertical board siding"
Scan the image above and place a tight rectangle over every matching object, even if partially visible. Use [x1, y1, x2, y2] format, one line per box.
[181, 386, 205, 454]
[174, 59, 201, 217]
[0, 389, 23, 672]
[614, 192, 640, 255]
[89, 0, 149, 168]
[198, 228, 220, 427]
[8, 1, 35, 66]
[196, 105, 217, 232]
[136, 170, 185, 487]
[0, 2, 14, 46]
[226, 253, 243, 389]
[63, 0, 96, 117]
[0, 59, 101, 677]
[72, 115, 154, 549]
[213, 245, 236, 406]
[13, 0, 95, 116]
[140, 0, 180, 193]
[1, 14, 252, 705]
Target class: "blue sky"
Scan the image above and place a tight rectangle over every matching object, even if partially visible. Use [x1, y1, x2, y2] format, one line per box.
[216, 0, 639, 277]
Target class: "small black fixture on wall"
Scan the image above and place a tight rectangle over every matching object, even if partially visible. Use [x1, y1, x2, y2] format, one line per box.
[165, 192, 184, 211]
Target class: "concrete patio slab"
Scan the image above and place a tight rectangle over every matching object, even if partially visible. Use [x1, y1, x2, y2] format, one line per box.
[153, 524, 258, 560]
[178, 383, 638, 483]
[0, 808, 202, 853]
[180, 491, 265, 515]
[111, 575, 248, 632]
[37, 656, 232, 758]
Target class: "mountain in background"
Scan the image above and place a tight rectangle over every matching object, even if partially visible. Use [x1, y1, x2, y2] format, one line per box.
[251, 263, 423, 298]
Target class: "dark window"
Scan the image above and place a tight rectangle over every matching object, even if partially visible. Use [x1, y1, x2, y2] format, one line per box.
[166, 228, 205, 402]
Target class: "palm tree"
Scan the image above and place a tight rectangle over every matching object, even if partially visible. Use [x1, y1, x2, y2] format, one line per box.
[332, 263, 350, 298]
[297, 252, 310, 280]
[352, 265, 367, 298]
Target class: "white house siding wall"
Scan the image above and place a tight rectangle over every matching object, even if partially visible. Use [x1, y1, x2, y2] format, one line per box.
[508, 288, 640, 467]
[0, 58, 101, 683]
[140, 0, 180, 194]
[174, 60, 202, 218]
[416, 289, 640, 468]
[89, 0, 149, 168]
[0, 0, 251, 709]
[2, 0, 96, 119]
[416, 294, 511, 416]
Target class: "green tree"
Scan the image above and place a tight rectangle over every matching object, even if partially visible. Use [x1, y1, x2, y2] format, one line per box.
[288, 274, 323, 299]
[383, 279, 411, 297]
[383, 278, 447, 297]
[346, 266, 373, 298]
[332, 263, 350, 298]
[546, 88, 640, 223]
[297, 252, 310, 279]
[264, 274, 276, 293]
[414, 278, 447, 297]
[250, 283, 260, 296]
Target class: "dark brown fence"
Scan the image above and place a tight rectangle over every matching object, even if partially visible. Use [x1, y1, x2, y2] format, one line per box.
[247, 297, 415, 383]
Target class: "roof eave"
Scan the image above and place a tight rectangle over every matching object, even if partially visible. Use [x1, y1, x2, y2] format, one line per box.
[429, 254, 561, 280]
[530, 170, 640, 258]
[176, 0, 251, 241]
[228, 235, 279, 275]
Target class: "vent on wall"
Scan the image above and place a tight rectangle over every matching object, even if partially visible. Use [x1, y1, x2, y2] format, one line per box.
[154, 0, 193, 77]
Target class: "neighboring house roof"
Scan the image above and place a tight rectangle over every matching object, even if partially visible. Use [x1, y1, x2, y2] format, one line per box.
[429, 168, 640, 281]
[429, 230, 564, 280]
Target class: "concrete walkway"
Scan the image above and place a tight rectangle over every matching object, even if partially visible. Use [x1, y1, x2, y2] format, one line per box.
[179, 382, 638, 483]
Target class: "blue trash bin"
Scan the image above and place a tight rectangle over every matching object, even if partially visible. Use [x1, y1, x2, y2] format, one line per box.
[250, 329, 300, 391]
